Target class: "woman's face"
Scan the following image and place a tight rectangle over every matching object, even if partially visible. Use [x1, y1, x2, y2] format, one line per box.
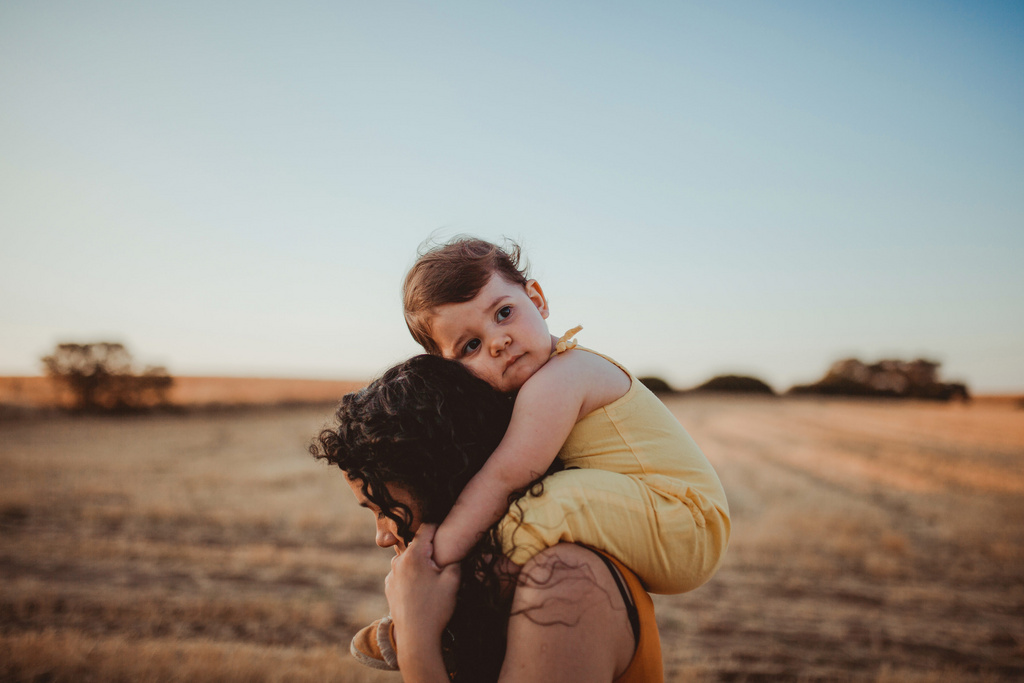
[345, 475, 423, 554]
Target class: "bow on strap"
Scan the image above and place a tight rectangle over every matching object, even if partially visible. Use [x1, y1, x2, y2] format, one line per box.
[554, 325, 583, 355]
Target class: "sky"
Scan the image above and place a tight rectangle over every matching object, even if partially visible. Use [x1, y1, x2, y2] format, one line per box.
[1, 1, 1022, 393]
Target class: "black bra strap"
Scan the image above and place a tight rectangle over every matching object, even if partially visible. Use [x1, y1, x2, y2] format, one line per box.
[595, 552, 641, 649]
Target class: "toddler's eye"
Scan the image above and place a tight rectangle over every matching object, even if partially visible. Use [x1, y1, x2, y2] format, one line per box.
[463, 339, 481, 354]
[497, 306, 512, 321]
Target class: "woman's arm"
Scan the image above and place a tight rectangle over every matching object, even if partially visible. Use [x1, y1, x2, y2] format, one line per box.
[385, 525, 461, 683]
[499, 544, 637, 682]
[387, 535, 639, 683]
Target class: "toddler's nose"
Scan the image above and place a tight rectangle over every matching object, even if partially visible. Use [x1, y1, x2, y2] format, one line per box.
[490, 335, 511, 356]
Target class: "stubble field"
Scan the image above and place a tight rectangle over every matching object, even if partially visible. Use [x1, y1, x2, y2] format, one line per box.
[1, 394, 1022, 682]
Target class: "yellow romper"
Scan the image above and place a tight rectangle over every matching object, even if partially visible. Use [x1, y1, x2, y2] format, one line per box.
[499, 330, 731, 594]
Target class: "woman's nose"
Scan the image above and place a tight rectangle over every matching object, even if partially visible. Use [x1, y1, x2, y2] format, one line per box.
[376, 522, 398, 548]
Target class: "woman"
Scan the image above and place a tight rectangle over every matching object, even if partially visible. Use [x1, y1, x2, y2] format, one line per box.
[311, 355, 662, 682]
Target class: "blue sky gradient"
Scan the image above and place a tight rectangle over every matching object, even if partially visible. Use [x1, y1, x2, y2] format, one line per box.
[2, 1, 1022, 392]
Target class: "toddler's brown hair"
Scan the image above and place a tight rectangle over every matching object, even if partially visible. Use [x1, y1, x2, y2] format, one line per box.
[403, 237, 529, 355]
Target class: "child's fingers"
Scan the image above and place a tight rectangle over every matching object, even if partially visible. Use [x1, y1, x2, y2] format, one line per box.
[406, 524, 443, 571]
[410, 523, 437, 552]
[409, 524, 446, 570]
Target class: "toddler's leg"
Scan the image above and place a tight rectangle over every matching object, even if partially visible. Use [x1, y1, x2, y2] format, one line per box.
[499, 468, 728, 594]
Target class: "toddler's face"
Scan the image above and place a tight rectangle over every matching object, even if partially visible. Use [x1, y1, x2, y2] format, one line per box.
[429, 273, 554, 393]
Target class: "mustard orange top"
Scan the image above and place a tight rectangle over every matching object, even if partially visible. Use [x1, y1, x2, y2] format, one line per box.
[603, 551, 664, 683]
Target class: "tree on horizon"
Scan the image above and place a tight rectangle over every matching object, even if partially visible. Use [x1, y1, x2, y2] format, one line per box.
[42, 342, 173, 412]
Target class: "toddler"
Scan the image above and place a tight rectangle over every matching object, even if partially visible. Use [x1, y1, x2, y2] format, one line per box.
[404, 237, 730, 591]
[351, 237, 731, 670]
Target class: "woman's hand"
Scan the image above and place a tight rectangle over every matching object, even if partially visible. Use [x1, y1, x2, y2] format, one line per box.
[385, 524, 461, 681]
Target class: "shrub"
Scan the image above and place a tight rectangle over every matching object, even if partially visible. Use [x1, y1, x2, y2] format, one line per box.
[691, 375, 775, 395]
[41, 342, 173, 412]
[638, 376, 674, 394]
[787, 358, 969, 401]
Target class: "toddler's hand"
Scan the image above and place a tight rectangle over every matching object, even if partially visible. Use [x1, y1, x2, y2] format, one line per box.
[429, 524, 466, 569]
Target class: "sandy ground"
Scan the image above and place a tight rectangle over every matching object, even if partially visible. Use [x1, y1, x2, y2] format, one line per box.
[1, 395, 1022, 681]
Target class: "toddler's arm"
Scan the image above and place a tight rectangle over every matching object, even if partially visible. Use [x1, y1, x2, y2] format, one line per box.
[431, 351, 629, 567]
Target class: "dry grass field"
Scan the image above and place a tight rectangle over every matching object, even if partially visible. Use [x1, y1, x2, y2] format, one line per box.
[1, 393, 1022, 682]
[0, 376, 367, 410]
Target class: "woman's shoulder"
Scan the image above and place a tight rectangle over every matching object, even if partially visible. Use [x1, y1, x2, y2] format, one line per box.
[517, 542, 605, 573]
[502, 544, 637, 681]
[513, 543, 612, 602]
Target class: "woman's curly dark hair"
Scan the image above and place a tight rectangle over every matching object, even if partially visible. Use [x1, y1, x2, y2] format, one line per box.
[311, 354, 557, 681]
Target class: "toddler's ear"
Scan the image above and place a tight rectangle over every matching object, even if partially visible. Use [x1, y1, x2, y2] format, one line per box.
[525, 279, 549, 319]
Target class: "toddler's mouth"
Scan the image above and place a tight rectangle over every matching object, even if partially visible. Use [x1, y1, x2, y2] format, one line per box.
[503, 353, 523, 374]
